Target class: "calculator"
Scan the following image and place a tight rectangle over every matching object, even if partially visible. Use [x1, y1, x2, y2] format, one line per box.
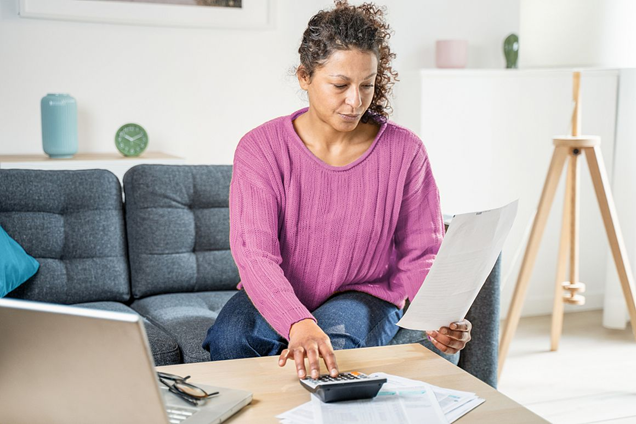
[299, 371, 387, 403]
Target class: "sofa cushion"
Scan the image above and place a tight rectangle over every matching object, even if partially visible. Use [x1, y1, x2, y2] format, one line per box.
[131, 290, 237, 363]
[124, 165, 239, 298]
[75, 301, 181, 366]
[0, 225, 40, 297]
[0, 170, 130, 304]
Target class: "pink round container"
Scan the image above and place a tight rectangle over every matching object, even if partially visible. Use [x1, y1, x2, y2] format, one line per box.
[435, 40, 468, 68]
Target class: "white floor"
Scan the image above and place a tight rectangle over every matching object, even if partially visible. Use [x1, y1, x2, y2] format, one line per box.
[498, 310, 636, 424]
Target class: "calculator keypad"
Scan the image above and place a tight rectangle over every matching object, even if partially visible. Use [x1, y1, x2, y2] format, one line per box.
[299, 371, 387, 402]
[310, 372, 367, 384]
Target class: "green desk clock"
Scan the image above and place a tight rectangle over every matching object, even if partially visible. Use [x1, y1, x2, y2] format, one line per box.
[115, 123, 148, 157]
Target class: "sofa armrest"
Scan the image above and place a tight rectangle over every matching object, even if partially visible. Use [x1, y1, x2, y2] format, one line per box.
[457, 255, 500, 388]
[444, 212, 500, 387]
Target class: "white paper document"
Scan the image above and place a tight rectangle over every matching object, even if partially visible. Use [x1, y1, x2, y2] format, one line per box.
[311, 394, 407, 423]
[276, 373, 485, 424]
[397, 200, 518, 331]
[372, 373, 485, 423]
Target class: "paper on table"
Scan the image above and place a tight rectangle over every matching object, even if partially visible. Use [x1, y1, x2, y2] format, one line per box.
[371, 372, 476, 414]
[446, 397, 486, 423]
[277, 402, 314, 424]
[311, 384, 448, 424]
[311, 393, 411, 424]
[369, 372, 484, 423]
[277, 373, 482, 424]
[380, 386, 448, 424]
[397, 200, 518, 331]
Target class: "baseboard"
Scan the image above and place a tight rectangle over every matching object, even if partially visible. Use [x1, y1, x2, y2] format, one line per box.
[602, 298, 630, 329]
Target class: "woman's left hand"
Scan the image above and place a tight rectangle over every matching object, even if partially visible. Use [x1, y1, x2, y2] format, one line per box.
[426, 319, 472, 355]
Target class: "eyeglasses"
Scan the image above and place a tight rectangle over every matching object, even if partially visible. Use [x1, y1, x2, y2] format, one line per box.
[157, 372, 219, 406]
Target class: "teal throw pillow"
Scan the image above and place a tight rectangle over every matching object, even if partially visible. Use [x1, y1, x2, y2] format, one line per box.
[0, 225, 39, 297]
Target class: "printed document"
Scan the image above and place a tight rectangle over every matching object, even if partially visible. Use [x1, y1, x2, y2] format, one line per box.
[276, 373, 484, 424]
[371, 373, 485, 423]
[397, 200, 518, 331]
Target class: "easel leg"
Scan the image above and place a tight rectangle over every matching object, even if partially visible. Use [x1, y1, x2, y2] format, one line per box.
[584, 146, 636, 339]
[551, 153, 574, 351]
[569, 151, 581, 303]
[499, 146, 570, 377]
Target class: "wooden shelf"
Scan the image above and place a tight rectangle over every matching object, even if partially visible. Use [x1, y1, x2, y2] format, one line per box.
[0, 151, 186, 182]
[0, 151, 182, 162]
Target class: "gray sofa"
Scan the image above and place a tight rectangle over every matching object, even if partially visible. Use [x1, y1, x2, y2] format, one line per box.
[0, 165, 500, 388]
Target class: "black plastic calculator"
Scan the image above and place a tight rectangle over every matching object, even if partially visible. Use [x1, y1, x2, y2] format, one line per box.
[299, 371, 387, 403]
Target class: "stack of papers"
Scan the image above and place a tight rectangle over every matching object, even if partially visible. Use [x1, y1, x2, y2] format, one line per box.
[277, 373, 484, 424]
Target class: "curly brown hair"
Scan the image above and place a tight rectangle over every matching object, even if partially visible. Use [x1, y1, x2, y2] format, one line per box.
[297, 0, 398, 123]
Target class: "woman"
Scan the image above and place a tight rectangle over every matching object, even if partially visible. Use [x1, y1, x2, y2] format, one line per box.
[203, 1, 472, 380]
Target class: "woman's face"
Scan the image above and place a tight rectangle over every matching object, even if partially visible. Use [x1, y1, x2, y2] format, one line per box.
[299, 49, 378, 133]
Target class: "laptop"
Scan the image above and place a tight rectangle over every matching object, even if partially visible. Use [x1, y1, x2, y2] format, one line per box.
[0, 298, 252, 424]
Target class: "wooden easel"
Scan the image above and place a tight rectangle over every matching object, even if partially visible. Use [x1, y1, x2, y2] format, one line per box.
[498, 72, 636, 377]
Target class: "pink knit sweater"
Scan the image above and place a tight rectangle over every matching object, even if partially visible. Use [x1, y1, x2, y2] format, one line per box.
[230, 108, 444, 339]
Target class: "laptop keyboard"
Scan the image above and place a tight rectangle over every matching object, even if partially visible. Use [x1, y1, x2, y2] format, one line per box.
[166, 406, 196, 423]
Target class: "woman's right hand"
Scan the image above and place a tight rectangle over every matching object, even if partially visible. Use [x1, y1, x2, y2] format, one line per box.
[278, 318, 339, 379]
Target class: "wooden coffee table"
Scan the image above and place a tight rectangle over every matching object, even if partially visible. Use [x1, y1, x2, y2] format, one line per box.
[157, 343, 547, 423]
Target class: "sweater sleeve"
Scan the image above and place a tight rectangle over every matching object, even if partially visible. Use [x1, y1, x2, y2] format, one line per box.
[390, 144, 445, 303]
[229, 135, 315, 340]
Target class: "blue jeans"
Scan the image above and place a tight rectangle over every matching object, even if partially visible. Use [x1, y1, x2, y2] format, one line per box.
[202, 290, 404, 360]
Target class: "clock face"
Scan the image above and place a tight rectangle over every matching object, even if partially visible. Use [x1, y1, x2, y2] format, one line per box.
[115, 123, 148, 157]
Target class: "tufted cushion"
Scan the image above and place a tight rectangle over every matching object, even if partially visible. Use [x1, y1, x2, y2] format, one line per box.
[76, 301, 181, 366]
[131, 290, 237, 363]
[0, 170, 130, 304]
[124, 165, 239, 299]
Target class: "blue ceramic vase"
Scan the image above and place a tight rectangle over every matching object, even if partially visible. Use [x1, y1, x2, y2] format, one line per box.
[41, 93, 78, 158]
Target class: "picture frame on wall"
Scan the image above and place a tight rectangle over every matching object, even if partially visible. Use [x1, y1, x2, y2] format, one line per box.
[18, 0, 275, 30]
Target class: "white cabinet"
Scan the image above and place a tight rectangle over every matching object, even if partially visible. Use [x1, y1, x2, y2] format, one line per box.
[603, 69, 636, 329]
[0, 152, 186, 182]
[396, 69, 620, 319]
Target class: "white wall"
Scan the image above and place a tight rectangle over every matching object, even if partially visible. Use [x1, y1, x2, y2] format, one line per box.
[10, 1, 580, 316]
[0, 0, 519, 164]
[399, 69, 619, 321]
